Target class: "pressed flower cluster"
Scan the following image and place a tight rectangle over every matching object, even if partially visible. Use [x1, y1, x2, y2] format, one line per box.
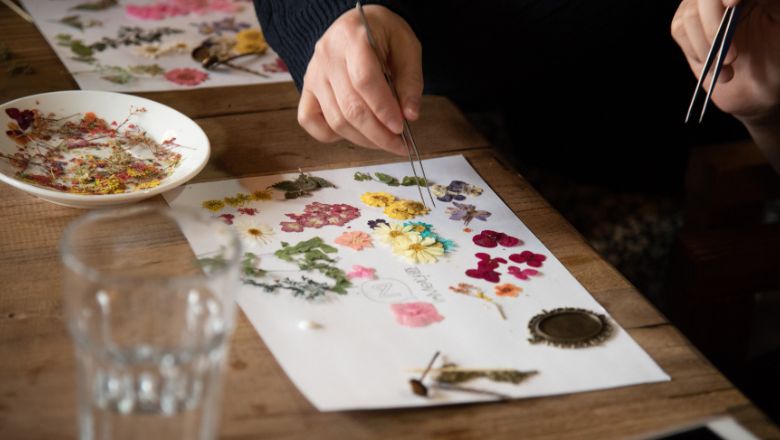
[372, 221, 452, 264]
[390, 302, 444, 328]
[465, 249, 547, 283]
[430, 180, 483, 202]
[472, 230, 522, 248]
[280, 202, 360, 232]
[360, 191, 429, 220]
[2, 107, 181, 194]
[125, 0, 244, 21]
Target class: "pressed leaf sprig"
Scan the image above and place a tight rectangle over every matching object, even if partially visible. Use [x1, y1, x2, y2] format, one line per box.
[354, 171, 428, 187]
[2, 106, 182, 194]
[245, 276, 331, 300]
[270, 171, 335, 199]
[434, 363, 538, 385]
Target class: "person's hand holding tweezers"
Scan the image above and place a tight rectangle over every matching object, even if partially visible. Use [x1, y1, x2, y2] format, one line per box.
[297, 4, 422, 156]
[672, 0, 780, 171]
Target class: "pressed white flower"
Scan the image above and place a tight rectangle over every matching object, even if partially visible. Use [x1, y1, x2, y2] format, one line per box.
[234, 217, 274, 245]
[136, 43, 162, 59]
[392, 234, 444, 264]
[373, 222, 416, 246]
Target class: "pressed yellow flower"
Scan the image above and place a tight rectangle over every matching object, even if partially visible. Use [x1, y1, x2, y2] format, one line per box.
[224, 192, 253, 207]
[373, 223, 415, 246]
[360, 191, 396, 207]
[392, 234, 444, 264]
[94, 175, 123, 194]
[384, 199, 429, 220]
[234, 28, 268, 55]
[251, 189, 273, 201]
[201, 199, 226, 212]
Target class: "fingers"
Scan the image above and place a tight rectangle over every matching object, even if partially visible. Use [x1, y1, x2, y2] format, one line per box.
[388, 34, 423, 121]
[683, 0, 712, 63]
[330, 62, 406, 154]
[346, 37, 405, 133]
[298, 89, 341, 143]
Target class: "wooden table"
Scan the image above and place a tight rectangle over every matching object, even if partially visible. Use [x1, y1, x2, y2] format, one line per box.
[1, 4, 778, 439]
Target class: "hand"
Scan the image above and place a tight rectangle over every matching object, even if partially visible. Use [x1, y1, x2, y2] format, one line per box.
[671, 0, 780, 123]
[297, 5, 423, 155]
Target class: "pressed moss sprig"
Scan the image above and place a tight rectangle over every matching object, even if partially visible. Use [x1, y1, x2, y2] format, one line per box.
[244, 276, 330, 300]
[274, 237, 351, 294]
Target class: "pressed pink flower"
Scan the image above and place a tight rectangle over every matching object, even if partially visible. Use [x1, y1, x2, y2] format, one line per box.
[280, 203, 360, 232]
[509, 250, 547, 268]
[279, 221, 304, 232]
[217, 213, 234, 225]
[390, 302, 444, 328]
[347, 265, 376, 280]
[334, 231, 373, 250]
[164, 68, 209, 86]
[263, 57, 289, 73]
[508, 266, 540, 280]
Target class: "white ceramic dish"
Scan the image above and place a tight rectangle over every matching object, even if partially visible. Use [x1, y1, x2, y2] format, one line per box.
[0, 90, 209, 208]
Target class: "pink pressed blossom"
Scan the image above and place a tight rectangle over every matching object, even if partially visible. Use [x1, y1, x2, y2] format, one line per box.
[347, 265, 376, 280]
[390, 302, 444, 328]
[280, 203, 360, 232]
[509, 250, 547, 268]
[164, 68, 209, 86]
[279, 221, 303, 232]
[263, 57, 289, 73]
[217, 213, 234, 225]
[238, 207, 258, 216]
[334, 231, 373, 250]
[472, 230, 522, 248]
[126, 0, 242, 21]
[507, 266, 540, 281]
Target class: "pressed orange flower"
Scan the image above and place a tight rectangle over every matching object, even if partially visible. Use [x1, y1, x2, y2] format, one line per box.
[495, 283, 522, 297]
[334, 231, 373, 251]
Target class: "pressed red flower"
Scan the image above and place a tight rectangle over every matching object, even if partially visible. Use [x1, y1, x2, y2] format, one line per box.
[218, 213, 234, 225]
[238, 207, 258, 216]
[472, 230, 522, 248]
[507, 266, 540, 280]
[465, 253, 507, 283]
[164, 68, 209, 86]
[508, 250, 547, 268]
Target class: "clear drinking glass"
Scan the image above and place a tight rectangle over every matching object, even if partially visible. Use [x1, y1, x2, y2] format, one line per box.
[60, 206, 241, 440]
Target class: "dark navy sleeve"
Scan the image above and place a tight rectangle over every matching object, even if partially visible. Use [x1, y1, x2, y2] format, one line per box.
[253, 0, 415, 90]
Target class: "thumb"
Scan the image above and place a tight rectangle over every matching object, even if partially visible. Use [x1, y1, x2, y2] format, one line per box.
[388, 35, 423, 121]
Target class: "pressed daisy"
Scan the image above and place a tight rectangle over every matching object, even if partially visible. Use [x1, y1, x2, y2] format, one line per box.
[201, 199, 225, 212]
[251, 189, 273, 201]
[384, 199, 429, 220]
[360, 191, 396, 207]
[373, 223, 415, 246]
[495, 283, 522, 297]
[234, 218, 274, 245]
[393, 234, 444, 264]
[136, 43, 162, 59]
[334, 231, 373, 251]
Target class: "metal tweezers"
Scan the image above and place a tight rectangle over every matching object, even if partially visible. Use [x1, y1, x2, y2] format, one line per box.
[685, 5, 742, 123]
[356, 1, 436, 208]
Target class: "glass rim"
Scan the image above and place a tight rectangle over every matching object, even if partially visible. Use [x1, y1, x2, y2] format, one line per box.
[59, 205, 242, 285]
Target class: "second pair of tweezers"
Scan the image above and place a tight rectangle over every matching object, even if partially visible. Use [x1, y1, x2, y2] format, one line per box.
[356, 1, 436, 208]
[686, 5, 742, 123]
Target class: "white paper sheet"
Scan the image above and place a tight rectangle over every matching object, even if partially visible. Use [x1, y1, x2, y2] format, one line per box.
[20, 0, 292, 92]
[163, 155, 669, 411]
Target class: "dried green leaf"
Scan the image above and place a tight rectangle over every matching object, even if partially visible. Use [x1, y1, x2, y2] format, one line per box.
[401, 176, 428, 187]
[309, 176, 336, 189]
[374, 172, 399, 186]
[242, 252, 266, 278]
[354, 171, 373, 181]
[71, 0, 117, 11]
[271, 181, 301, 192]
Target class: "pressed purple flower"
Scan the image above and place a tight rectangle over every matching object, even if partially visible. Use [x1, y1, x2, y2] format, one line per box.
[446, 202, 491, 226]
[368, 218, 389, 229]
